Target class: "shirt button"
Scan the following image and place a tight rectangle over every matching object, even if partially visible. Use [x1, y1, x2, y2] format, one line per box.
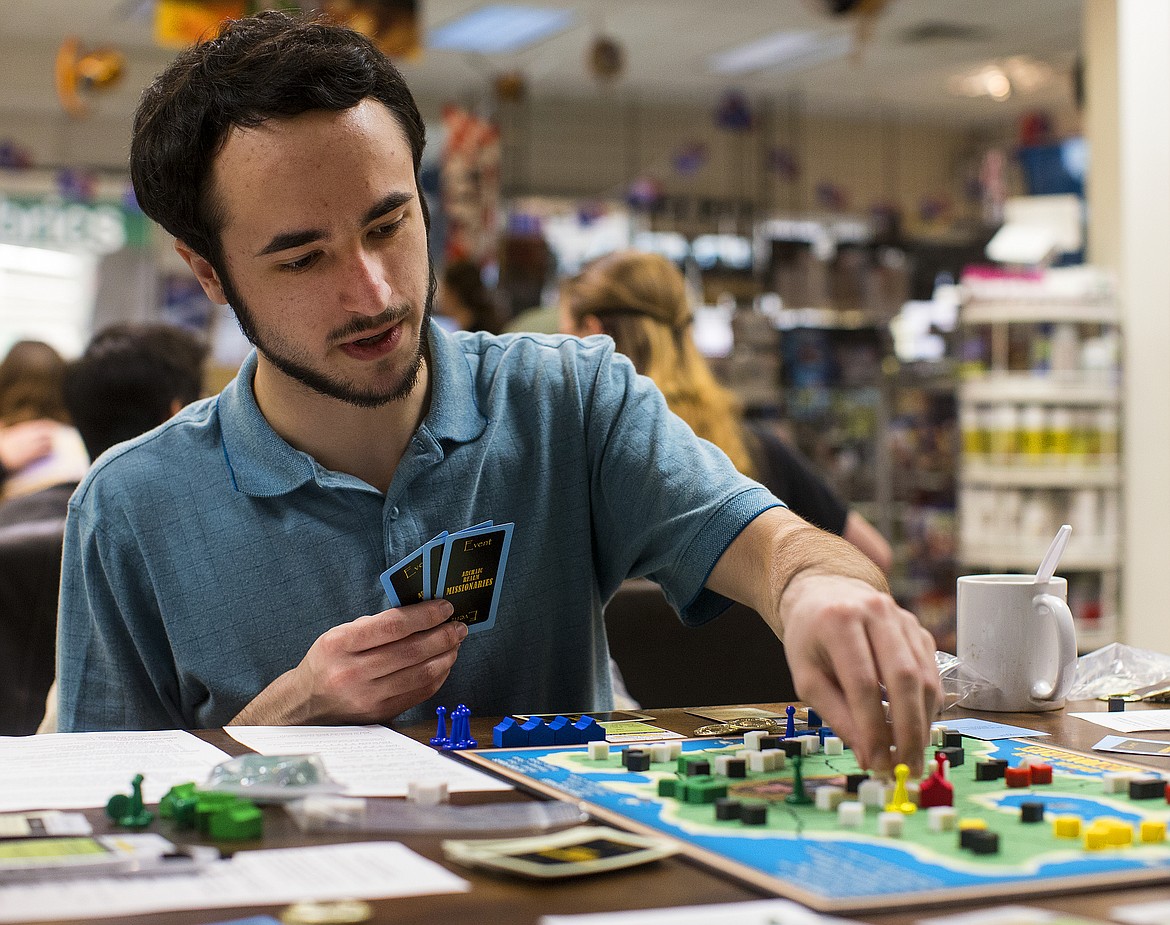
[390, 506, 400, 519]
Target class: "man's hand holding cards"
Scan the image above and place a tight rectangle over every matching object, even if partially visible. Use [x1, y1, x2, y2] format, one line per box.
[381, 521, 513, 634]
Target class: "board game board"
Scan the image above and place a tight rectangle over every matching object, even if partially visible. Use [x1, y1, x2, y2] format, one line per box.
[461, 733, 1170, 913]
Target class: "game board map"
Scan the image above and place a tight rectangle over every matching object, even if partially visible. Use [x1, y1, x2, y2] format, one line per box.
[460, 734, 1170, 913]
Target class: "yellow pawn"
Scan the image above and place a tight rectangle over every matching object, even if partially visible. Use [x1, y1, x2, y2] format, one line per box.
[885, 763, 917, 815]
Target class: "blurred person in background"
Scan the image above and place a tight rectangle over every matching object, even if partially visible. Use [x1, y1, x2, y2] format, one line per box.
[560, 249, 893, 572]
[0, 340, 88, 504]
[435, 259, 501, 333]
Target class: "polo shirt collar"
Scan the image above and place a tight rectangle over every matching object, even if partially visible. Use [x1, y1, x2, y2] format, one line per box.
[219, 320, 487, 497]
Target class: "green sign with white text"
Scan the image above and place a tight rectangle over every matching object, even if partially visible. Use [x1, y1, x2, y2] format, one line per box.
[0, 196, 149, 254]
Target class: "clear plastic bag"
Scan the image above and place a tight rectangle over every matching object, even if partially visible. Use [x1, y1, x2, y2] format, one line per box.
[205, 754, 345, 802]
[1065, 642, 1170, 701]
[287, 796, 587, 835]
[936, 650, 995, 710]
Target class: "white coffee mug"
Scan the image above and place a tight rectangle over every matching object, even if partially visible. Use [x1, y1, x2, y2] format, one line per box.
[956, 574, 1078, 712]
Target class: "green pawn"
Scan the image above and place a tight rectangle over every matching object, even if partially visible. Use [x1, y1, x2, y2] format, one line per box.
[106, 773, 154, 829]
[785, 753, 813, 805]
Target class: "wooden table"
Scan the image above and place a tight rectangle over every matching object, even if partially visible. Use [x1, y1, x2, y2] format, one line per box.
[21, 701, 1170, 925]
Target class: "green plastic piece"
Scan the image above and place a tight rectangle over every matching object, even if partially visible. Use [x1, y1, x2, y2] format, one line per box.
[658, 778, 678, 798]
[676, 755, 709, 774]
[682, 776, 729, 805]
[105, 773, 154, 829]
[207, 803, 263, 841]
[159, 782, 199, 824]
[786, 754, 813, 805]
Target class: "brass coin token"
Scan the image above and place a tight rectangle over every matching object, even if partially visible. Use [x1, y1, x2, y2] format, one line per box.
[281, 900, 373, 925]
[692, 723, 741, 736]
[730, 718, 784, 730]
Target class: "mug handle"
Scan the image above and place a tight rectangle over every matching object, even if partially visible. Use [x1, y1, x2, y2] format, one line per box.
[1029, 593, 1078, 702]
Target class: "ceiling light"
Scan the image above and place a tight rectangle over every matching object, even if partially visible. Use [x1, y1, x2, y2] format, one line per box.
[709, 30, 851, 76]
[428, 5, 575, 55]
[949, 56, 1058, 102]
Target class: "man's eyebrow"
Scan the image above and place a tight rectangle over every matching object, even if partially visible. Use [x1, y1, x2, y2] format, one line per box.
[362, 191, 413, 226]
[255, 191, 415, 257]
[256, 229, 325, 257]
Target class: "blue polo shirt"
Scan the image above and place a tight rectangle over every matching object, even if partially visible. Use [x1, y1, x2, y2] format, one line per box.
[57, 323, 780, 731]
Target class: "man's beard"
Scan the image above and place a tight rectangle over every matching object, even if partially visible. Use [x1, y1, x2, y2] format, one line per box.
[220, 264, 436, 408]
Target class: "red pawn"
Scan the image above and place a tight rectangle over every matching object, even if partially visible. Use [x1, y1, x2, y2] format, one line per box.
[919, 752, 954, 808]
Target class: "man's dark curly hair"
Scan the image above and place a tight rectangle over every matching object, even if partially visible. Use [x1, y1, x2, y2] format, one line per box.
[130, 11, 428, 274]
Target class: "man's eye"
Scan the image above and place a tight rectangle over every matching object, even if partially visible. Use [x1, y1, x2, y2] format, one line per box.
[280, 253, 318, 272]
[372, 216, 404, 237]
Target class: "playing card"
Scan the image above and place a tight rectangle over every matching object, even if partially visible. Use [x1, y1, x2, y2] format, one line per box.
[435, 521, 513, 634]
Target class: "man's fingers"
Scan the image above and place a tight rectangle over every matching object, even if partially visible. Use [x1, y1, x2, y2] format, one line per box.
[793, 616, 890, 774]
[866, 613, 941, 776]
[343, 600, 457, 652]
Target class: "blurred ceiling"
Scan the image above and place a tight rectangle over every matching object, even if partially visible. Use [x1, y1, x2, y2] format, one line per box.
[0, 0, 1083, 124]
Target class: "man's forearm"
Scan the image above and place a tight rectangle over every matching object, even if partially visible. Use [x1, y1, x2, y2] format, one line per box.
[707, 506, 888, 638]
[228, 668, 311, 726]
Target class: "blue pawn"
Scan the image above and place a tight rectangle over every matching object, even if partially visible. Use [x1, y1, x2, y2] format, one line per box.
[446, 705, 464, 750]
[430, 706, 450, 748]
[785, 704, 796, 739]
[452, 703, 477, 750]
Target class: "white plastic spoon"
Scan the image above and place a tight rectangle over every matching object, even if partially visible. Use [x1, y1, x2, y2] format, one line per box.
[1036, 523, 1072, 583]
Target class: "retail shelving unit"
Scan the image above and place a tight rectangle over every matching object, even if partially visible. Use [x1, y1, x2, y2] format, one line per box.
[956, 266, 1121, 651]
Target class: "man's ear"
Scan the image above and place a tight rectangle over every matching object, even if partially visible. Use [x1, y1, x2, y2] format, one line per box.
[173, 239, 229, 305]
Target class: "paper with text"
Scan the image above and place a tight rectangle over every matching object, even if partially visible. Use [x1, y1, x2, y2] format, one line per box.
[0, 731, 231, 812]
[225, 725, 511, 795]
[0, 841, 468, 922]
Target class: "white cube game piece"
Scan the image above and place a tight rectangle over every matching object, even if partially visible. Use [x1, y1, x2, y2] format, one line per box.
[824, 736, 843, 756]
[406, 780, 448, 806]
[815, 785, 845, 812]
[760, 748, 785, 772]
[587, 740, 611, 760]
[837, 800, 864, 828]
[649, 743, 672, 764]
[930, 725, 946, 748]
[747, 751, 769, 773]
[927, 806, 957, 832]
[857, 778, 888, 808]
[666, 741, 683, 761]
[877, 811, 904, 837]
[799, 735, 819, 755]
[713, 755, 733, 776]
[743, 731, 767, 751]
[1104, 772, 1131, 794]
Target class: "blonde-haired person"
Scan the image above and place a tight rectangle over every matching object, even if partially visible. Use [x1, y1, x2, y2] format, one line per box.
[0, 340, 88, 501]
[560, 249, 892, 572]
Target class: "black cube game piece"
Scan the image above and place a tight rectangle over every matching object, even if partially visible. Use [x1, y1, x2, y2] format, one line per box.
[740, 804, 768, 825]
[725, 758, 747, 779]
[975, 761, 1004, 782]
[846, 773, 869, 794]
[967, 830, 1000, 854]
[1108, 697, 1126, 712]
[759, 735, 782, 750]
[943, 731, 963, 749]
[1129, 777, 1165, 800]
[1020, 801, 1045, 823]
[715, 798, 741, 820]
[781, 740, 804, 759]
[686, 760, 711, 777]
[621, 748, 643, 767]
[937, 746, 964, 768]
[626, 751, 651, 772]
